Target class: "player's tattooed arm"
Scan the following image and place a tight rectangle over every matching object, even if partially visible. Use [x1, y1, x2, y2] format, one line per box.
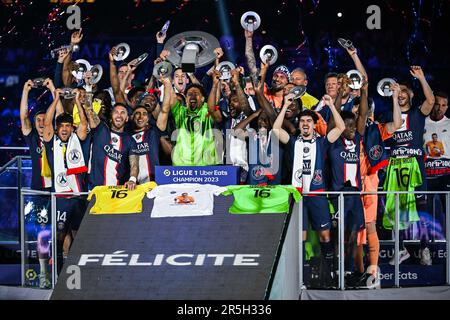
[245, 30, 258, 82]
[125, 155, 139, 191]
[231, 68, 251, 116]
[84, 100, 101, 129]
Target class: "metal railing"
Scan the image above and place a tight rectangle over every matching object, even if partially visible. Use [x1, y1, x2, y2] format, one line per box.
[20, 189, 89, 289]
[297, 191, 450, 291]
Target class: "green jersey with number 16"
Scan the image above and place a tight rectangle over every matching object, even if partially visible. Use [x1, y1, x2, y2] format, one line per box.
[383, 157, 422, 230]
[222, 185, 301, 214]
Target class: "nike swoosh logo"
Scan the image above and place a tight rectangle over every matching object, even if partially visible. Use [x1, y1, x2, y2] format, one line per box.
[416, 195, 424, 199]
[321, 223, 329, 228]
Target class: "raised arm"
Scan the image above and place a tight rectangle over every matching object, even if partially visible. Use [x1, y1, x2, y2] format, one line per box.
[386, 83, 403, 134]
[244, 30, 258, 82]
[156, 76, 173, 131]
[109, 48, 126, 105]
[42, 92, 60, 143]
[83, 91, 101, 129]
[207, 70, 223, 123]
[346, 47, 368, 82]
[356, 81, 369, 135]
[410, 66, 435, 116]
[62, 29, 83, 87]
[124, 155, 139, 190]
[20, 80, 34, 136]
[231, 68, 251, 116]
[272, 96, 293, 145]
[74, 89, 88, 141]
[324, 95, 345, 143]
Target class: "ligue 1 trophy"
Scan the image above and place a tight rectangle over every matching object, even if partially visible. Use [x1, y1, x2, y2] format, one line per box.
[129, 53, 149, 68]
[216, 61, 235, 80]
[50, 44, 79, 59]
[153, 61, 173, 79]
[59, 88, 76, 100]
[338, 37, 355, 51]
[346, 69, 364, 90]
[31, 78, 46, 88]
[240, 11, 261, 32]
[71, 59, 92, 81]
[377, 78, 396, 97]
[163, 31, 221, 73]
[112, 43, 131, 62]
[289, 85, 307, 100]
[259, 45, 278, 65]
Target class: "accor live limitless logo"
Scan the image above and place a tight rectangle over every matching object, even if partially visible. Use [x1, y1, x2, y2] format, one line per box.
[77, 251, 261, 267]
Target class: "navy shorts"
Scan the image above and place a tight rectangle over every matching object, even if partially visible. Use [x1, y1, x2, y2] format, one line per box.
[56, 196, 88, 233]
[302, 196, 331, 231]
[330, 188, 365, 232]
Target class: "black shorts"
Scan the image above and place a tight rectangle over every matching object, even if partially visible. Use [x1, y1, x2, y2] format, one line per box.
[56, 196, 88, 233]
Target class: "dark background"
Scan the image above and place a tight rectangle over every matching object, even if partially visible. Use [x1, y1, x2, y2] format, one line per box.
[1, 0, 449, 163]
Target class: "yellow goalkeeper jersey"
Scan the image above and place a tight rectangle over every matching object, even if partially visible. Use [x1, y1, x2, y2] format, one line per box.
[88, 182, 157, 214]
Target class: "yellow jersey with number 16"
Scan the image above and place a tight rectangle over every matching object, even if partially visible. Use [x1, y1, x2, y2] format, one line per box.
[88, 182, 157, 214]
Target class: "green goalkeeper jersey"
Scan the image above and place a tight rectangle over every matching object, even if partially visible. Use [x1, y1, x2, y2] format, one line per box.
[222, 185, 301, 214]
[383, 157, 422, 230]
[171, 101, 218, 166]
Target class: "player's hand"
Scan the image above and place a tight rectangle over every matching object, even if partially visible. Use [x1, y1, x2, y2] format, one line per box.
[71, 28, 83, 45]
[57, 48, 70, 63]
[283, 93, 295, 108]
[231, 68, 240, 84]
[109, 47, 117, 63]
[211, 70, 221, 85]
[214, 47, 224, 60]
[43, 78, 55, 90]
[125, 180, 136, 191]
[260, 60, 269, 72]
[346, 46, 357, 57]
[156, 31, 167, 44]
[410, 66, 425, 80]
[159, 49, 170, 61]
[23, 79, 34, 92]
[159, 75, 171, 85]
[391, 82, 401, 98]
[322, 94, 334, 107]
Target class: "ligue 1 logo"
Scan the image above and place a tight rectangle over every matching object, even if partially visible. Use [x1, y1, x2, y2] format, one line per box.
[163, 169, 171, 177]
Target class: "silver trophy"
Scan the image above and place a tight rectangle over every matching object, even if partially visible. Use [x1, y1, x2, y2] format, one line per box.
[346, 69, 363, 90]
[377, 78, 396, 97]
[112, 43, 131, 62]
[50, 44, 79, 59]
[338, 38, 355, 51]
[89, 64, 103, 84]
[240, 11, 261, 32]
[129, 53, 149, 68]
[71, 59, 91, 81]
[59, 88, 76, 100]
[152, 61, 173, 79]
[216, 61, 235, 80]
[259, 45, 278, 65]
[289, 85, 307, 100]
[163, 31, 221, 73]
[31, 78, 46, 88]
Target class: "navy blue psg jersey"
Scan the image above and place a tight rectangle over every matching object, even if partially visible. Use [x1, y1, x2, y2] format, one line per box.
[390, 107, 426, 158]
[328, 133, 362, 191]
[131, 127, 161, 183]
[23, 129, 51, 190]
[88, 121, 138, 189]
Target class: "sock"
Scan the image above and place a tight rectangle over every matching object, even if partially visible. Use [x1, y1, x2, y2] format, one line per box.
[367, 232, 379, 275]
[320, 241, 334, 271]
[354, 245, 364, 274]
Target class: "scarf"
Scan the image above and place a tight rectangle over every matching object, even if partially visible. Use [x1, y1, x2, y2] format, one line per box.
[53, 133, 87, 192]
[292, 134, 317, 193]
